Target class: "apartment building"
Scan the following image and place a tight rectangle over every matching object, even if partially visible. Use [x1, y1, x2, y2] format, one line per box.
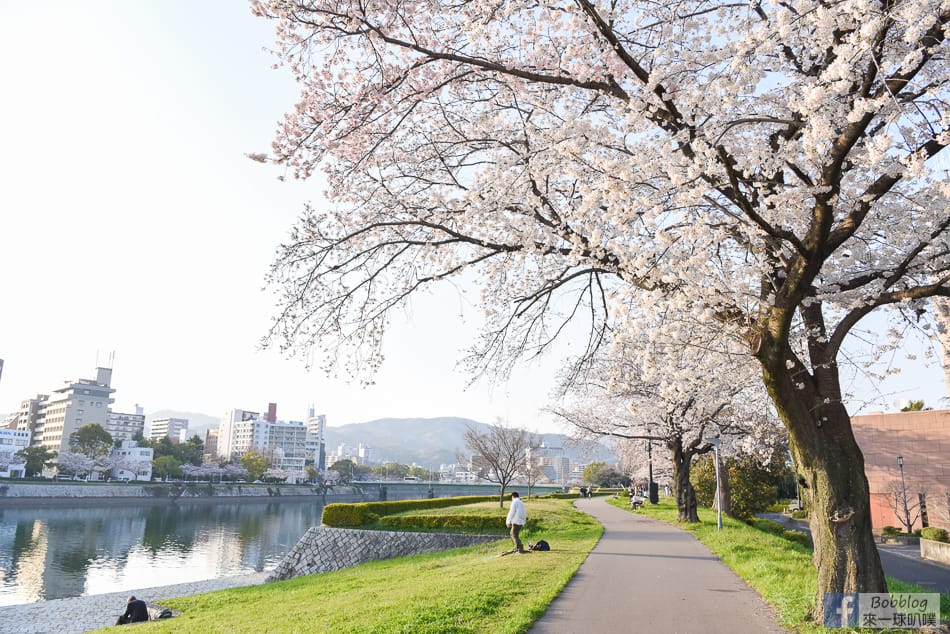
[10, 368, 116, 457]
[106, 409, 145, 444]
[149, 417, 188, 444]
[0, 429, 30, 478]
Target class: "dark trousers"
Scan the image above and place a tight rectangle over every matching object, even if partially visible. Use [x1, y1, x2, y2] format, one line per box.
[510, 523, 524, 552]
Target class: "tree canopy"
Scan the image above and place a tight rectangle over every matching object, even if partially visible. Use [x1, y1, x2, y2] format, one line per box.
[254, 0, 950, 614]
[69, 423, 114, 458]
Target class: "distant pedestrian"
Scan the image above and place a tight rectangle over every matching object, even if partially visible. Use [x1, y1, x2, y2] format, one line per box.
[579, 486, 586, 497]
[506, 491, 527, 554]
[116, 595, 149, 625]
[588, 486, 593, 498]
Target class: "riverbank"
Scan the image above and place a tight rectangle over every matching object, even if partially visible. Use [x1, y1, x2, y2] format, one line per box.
[0, 481, 363, 507]
[0, 572, 270, 634]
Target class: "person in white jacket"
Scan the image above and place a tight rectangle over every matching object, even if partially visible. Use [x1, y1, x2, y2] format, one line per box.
[505, 491, 527, 553]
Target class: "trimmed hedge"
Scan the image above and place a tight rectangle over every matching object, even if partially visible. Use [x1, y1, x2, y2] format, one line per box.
[921, 527, 950, 543]
[322, 495, 501, 527]
[379, 514, 540, 532]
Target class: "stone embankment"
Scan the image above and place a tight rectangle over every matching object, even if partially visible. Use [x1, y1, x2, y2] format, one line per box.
[268, 526, 499, 581]
[0, 481, 359, 504]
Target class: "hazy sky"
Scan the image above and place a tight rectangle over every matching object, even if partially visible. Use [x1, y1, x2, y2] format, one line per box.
[1, 1, 946, 432]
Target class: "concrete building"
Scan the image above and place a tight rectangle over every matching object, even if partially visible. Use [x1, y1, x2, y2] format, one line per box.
[528, 443, 568, 483]
[13, 367, 116, 457]
[305, 409, 326, 471]
[852, 408, 950, 531]
[106, 409, 145, 444]
[218, 408, 307, 477]
[218, 409, 259, 461]
[110, 440, 153, 481]
[204, 428, 219, 460]
[149, 417, 188, 444]
[0, 428, 30, 478]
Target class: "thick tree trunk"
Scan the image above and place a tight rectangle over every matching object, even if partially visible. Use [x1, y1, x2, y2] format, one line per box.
[761, 349, 886, 621]
[670, 439, 699, 523]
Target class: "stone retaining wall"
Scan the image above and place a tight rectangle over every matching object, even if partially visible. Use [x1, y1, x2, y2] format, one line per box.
[267, 527, 499, 582]
[920, 538, 950, 565]
[0, 481, 357, 500]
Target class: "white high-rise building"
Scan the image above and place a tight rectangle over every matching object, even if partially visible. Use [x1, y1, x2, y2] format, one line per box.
[106, 411, 145, 444]
[218, 408, 307, 476]
[149, 417, 188, 444]
[305, 408, 327, 470]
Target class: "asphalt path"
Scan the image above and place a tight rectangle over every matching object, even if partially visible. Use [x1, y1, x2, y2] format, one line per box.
[529, 497, 788, 634]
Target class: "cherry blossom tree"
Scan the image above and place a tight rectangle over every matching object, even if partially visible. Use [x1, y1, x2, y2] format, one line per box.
[254, 0, 950, 608]
[56, 451, 94, 479]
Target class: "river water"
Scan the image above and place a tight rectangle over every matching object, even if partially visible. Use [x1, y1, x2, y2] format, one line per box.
[0, 498, 329, 606]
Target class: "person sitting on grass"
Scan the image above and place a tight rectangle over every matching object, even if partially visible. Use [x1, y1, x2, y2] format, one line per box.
[116, 595, 149, 625]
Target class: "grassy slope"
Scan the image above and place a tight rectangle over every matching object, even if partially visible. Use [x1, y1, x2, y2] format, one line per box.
[609, 496, 950, 633]
[94, 498, 601, 634]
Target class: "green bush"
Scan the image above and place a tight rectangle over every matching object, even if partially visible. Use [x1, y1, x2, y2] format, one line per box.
[321, 495, 501, 527]
[379, 514, 539, 532]
[921, 527, 950, 543]
[790, 510, 808, 519]
[881, 526, 901, 537]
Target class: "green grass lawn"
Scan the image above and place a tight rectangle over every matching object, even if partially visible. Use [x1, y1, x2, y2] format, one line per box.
[93, 497, 601, 634]
[608, 496, 950, 633]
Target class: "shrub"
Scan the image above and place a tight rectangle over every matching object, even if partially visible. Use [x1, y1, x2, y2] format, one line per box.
[920, 527, 950, 543]
[881, 526, 901, 537]
[321, 495, 500, 527]
[791, 510, 808, 519]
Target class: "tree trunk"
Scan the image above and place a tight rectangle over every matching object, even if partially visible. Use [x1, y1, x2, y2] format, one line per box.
[761, 349, 886, 620]
[718, 458, 733, 517]
[670, 439, 699, 523]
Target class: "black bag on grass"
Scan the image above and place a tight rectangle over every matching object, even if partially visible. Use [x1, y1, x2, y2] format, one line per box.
[530, 540, 550, 551]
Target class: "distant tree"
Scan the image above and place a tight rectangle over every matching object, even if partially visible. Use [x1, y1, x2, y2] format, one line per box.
[582, 462, 609, 485]
[372, 462, 410, 480]
[240, 452, 268, 482]
[56, 452, 94, 479]
[305, 465, 320, 484]
[693, 453, 786, 520]
[887, 480, 925, 534]
[463, 422, 539, 507]
[263, 467, 288, 483]
[590, 465, 629, 488]
[69, 423, 113, 458]
[152, 455, 182, 481]
[16, 446, 57, 477]
[328, 458, 355, 483]
[900, 400, 930, 412]
[176, 436, 205, 466]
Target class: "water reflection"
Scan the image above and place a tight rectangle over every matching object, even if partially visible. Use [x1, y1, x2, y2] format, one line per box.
[0, 500, 326, 606]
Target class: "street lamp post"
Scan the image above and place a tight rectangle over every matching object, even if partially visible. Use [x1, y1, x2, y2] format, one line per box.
[704, 437, 723, 531]
[898, 455, 911, 532]
[647, 439, 657, 504]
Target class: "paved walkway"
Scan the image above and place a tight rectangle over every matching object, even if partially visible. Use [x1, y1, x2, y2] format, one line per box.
[529, 497, 788, 634]
[0, 572, 268, 634]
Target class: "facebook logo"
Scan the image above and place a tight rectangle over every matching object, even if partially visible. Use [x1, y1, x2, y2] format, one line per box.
[824, 594, 860, 627]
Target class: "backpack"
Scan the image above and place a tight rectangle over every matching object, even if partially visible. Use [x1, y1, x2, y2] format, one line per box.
[530, 540, 550, 551]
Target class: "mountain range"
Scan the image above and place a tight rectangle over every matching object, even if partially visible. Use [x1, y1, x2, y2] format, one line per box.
[145, 411, 616, 467]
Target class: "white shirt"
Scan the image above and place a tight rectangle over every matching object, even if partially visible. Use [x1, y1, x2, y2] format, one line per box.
[506, 496, 527, 525]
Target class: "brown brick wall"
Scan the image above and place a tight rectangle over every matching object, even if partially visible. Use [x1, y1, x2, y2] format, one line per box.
[852, 409, 950, 531]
